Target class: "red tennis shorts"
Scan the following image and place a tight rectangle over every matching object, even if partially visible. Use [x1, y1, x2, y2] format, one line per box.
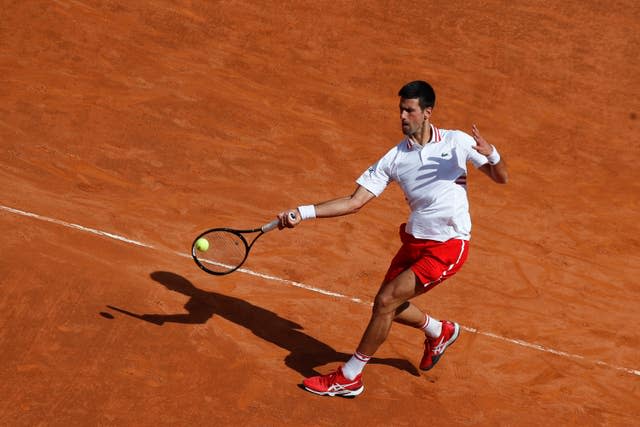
[383, 224, 469, 291]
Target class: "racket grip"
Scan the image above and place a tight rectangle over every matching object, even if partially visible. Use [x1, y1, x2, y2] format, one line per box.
[262, 212, 297, 233]
[262, 219, 280, 232]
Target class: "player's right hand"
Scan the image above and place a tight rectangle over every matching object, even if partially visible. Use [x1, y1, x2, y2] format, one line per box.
[277, 209, 301, 229]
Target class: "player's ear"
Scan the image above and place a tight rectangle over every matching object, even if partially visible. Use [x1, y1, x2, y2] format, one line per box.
[423, 106, 433, 121]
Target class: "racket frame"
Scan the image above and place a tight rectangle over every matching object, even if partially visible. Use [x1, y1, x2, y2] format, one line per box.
[191, 218, 280, 275]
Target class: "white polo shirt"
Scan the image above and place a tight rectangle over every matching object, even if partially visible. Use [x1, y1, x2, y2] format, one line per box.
[356, 125, 488, 241]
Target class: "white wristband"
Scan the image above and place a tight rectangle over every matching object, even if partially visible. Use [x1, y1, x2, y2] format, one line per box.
[297, 205, 316, 220]
[486, 146, 501, 165]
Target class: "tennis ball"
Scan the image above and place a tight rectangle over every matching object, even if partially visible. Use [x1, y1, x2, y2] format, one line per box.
[195, 238, 209, 252]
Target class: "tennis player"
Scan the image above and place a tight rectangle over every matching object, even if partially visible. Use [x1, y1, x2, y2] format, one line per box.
[278, 80, 508, 397]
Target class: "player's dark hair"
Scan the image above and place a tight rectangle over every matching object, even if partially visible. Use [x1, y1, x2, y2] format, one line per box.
[398, 80, 436, 109]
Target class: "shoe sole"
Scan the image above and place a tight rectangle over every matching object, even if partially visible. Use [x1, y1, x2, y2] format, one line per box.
[421, 322, 460, 371]
[303, 385, 364, 398]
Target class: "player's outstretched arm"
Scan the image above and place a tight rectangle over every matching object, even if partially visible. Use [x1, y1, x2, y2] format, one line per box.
[471, 124, 508, 184]
[278, 185, 376, 228]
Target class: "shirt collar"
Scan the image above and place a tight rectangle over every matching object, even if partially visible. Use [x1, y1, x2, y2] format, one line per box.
[406, 124, 441, 149]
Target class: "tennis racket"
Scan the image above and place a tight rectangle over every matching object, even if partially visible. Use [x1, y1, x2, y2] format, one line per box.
[191, 213, 295, 275]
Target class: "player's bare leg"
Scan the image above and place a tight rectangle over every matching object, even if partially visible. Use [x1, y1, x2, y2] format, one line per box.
[355, 267, 460, 372]
[302, 268, 424, 394]
[393, 300, 429, 327]
[356, 268, 424, 356]
[302, 267, 460, 396]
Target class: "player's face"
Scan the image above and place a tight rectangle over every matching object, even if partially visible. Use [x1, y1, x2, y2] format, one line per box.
[399, 98, 430, 136]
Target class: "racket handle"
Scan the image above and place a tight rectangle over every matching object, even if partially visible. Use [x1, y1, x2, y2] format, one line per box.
[262, 212, 297, 233]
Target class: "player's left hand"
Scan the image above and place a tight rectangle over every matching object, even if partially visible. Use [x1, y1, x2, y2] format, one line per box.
[471, 124, 495, 156]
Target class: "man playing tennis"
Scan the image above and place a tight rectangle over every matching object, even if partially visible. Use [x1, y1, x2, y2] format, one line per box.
[278, 80, 508, 397]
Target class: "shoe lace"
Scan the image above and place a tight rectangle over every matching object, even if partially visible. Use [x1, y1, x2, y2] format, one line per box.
[319, 369, 353, 389]
[321, 370, 339, 386]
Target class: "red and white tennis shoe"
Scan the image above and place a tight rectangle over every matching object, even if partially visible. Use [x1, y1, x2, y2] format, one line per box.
[302, 367, 364, 397]
[420, 320, 460, 371]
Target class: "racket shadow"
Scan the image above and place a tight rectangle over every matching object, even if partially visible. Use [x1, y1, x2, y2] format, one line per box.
[106, 271, 419, 378]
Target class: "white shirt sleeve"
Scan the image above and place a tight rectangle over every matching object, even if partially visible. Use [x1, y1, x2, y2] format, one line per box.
[356, 147, 396, 196]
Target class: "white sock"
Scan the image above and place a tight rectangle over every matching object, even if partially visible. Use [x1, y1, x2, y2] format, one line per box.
[420, 314, 442, 339]
[342, 351, 371, 380]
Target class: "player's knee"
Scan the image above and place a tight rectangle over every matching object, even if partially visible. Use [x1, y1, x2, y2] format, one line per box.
[372, 292, 400, 315]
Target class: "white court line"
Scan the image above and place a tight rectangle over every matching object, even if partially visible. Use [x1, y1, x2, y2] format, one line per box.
[1, 204, 638, 377]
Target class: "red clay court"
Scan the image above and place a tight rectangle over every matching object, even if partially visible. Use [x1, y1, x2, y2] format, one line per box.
[1, 1, 639, 425]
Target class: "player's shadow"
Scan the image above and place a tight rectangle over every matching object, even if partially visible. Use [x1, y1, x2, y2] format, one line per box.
[106, 271, 419, 378]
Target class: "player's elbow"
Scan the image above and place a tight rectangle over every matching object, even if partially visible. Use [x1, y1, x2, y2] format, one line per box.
[346, 196, 369, 214]
[347, 200, 365, 214]
[346, 186, 375, 214]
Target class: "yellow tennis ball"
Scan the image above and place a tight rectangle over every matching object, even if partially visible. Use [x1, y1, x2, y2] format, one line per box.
[195, 238, 209, 251]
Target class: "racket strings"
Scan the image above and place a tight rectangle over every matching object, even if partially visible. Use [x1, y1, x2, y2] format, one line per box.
[195, 231, 247, 273]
